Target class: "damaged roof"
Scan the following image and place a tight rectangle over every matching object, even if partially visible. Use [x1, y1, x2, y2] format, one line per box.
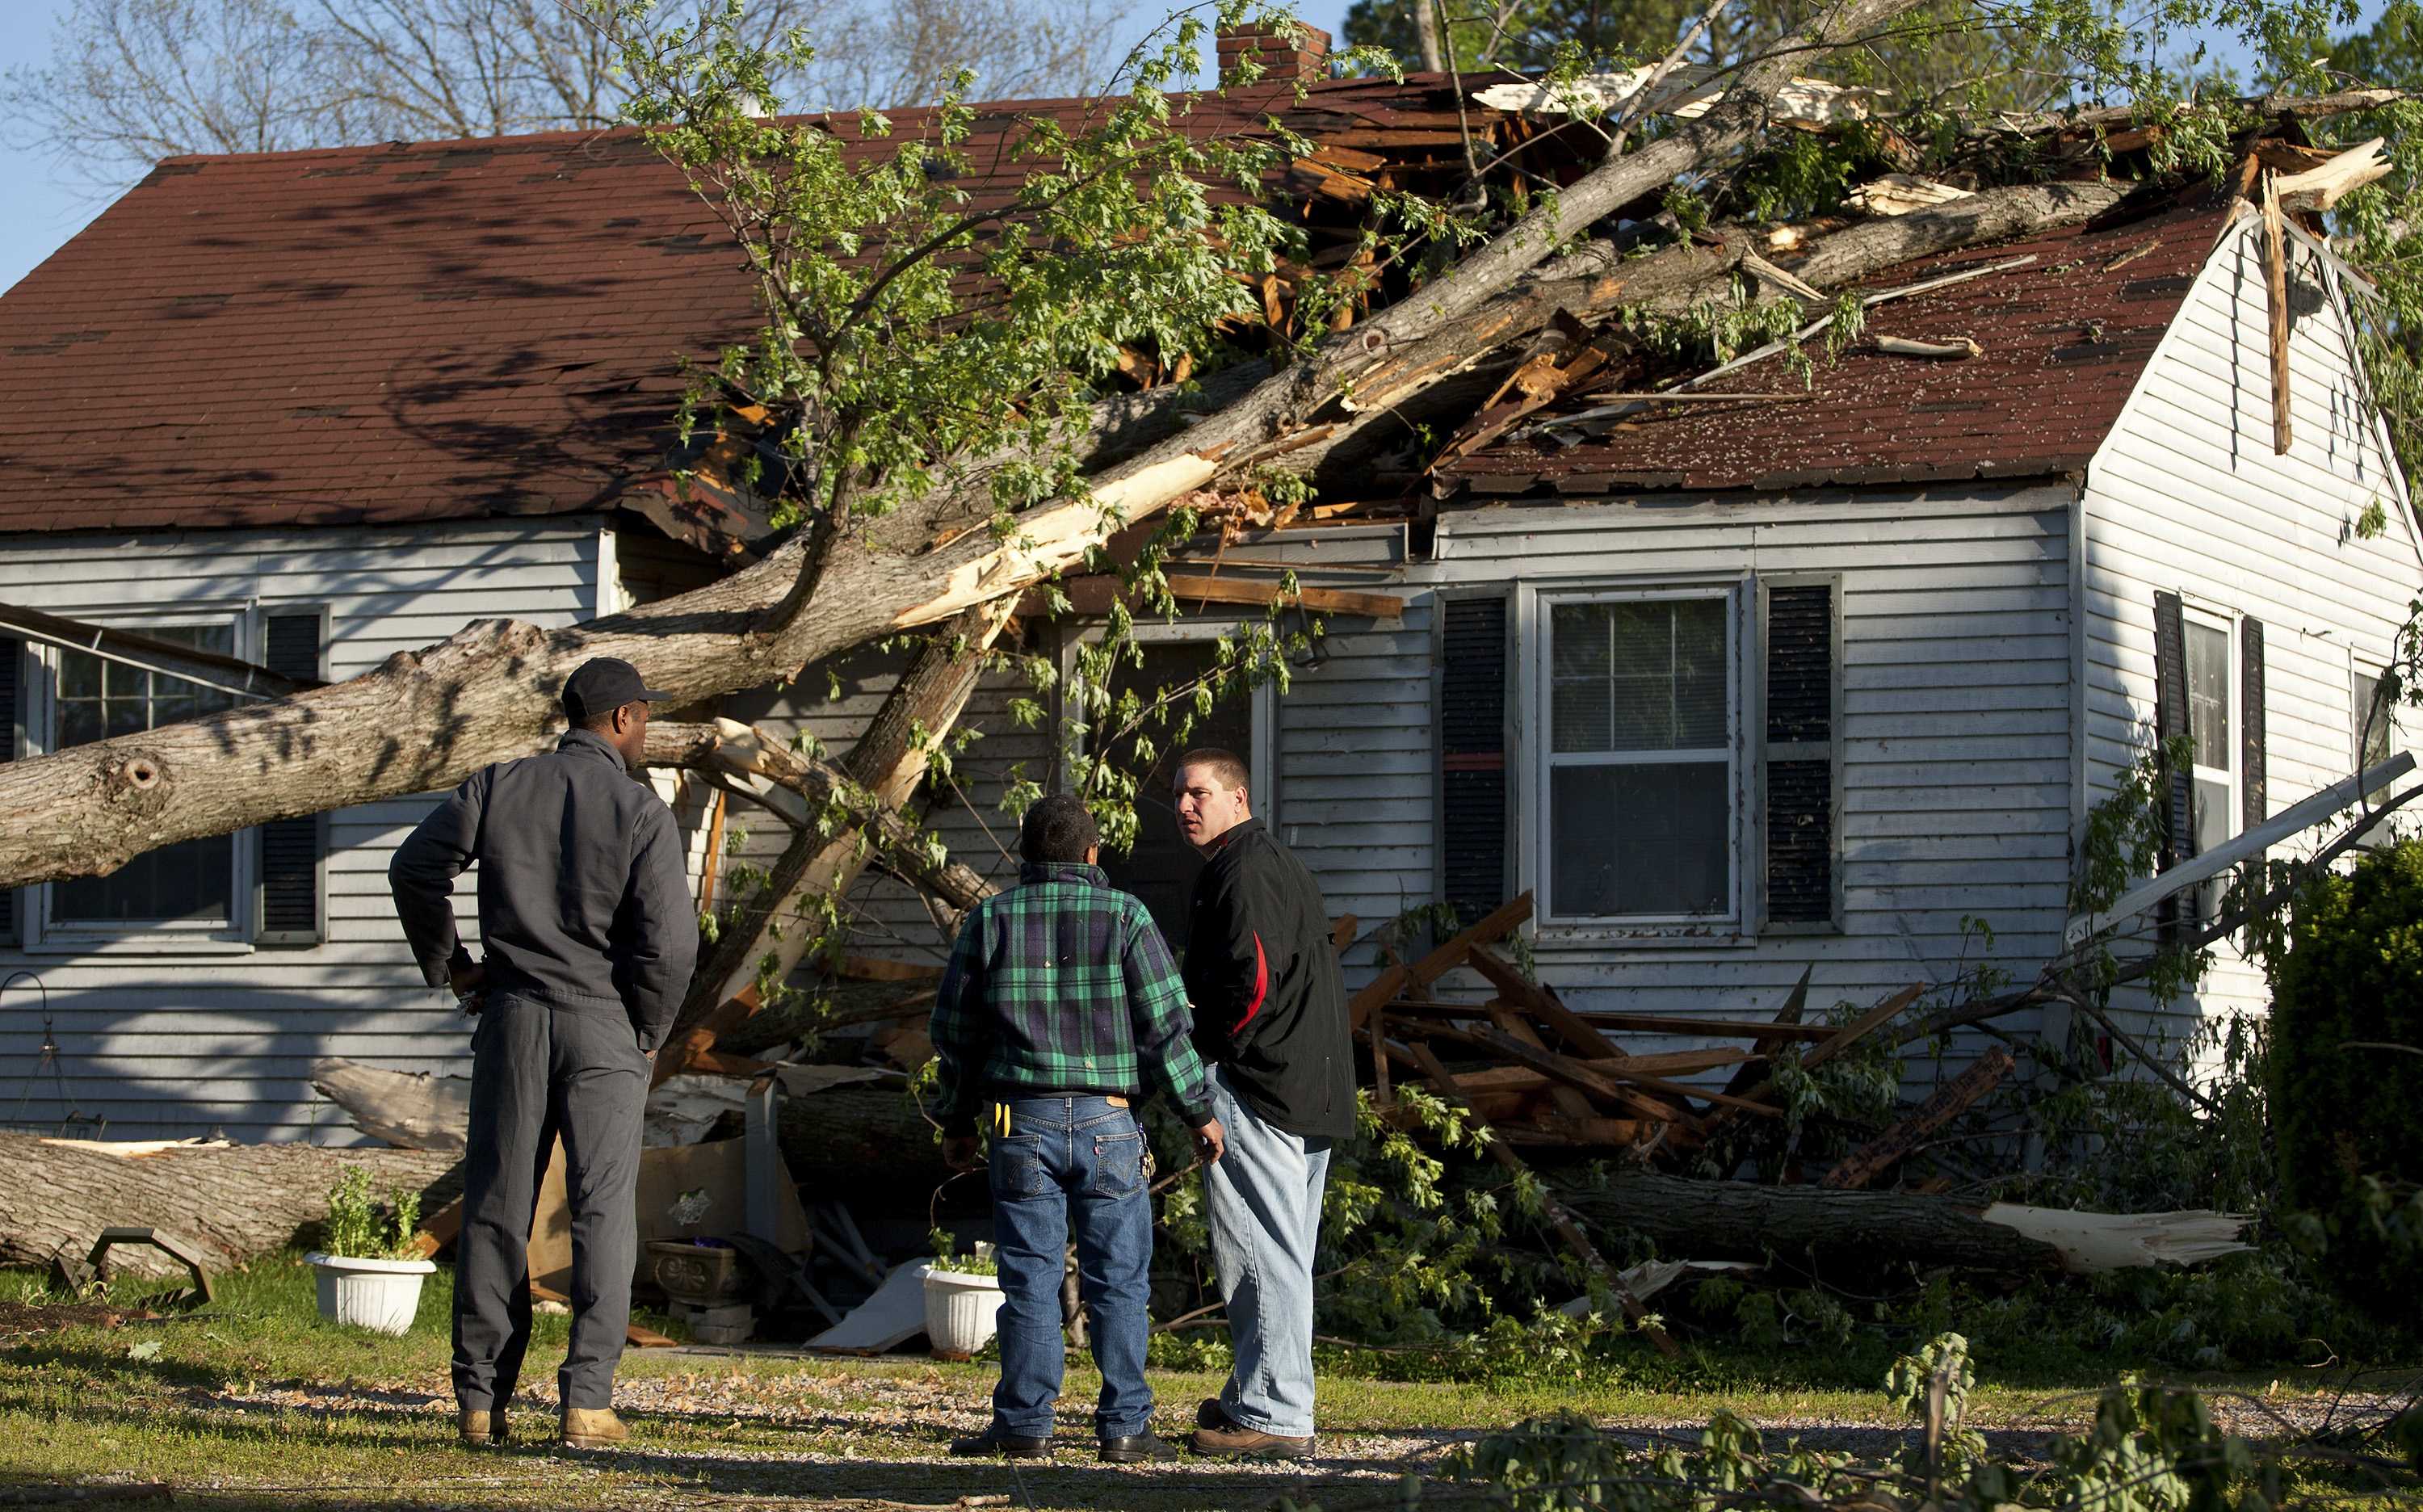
[1440, 191, 2239, 498]
[0, 75, 1497, 541]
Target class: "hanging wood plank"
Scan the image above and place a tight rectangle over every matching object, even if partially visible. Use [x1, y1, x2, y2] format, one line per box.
[1720, 965, 1811, 1102]
[1466, 945, 1623, 1061]
[2262, 170, 2293, 456]
[1821, 1047, 2015, 1190]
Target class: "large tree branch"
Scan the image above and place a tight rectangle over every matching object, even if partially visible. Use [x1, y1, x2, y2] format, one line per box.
[0, 0, 1931, 892]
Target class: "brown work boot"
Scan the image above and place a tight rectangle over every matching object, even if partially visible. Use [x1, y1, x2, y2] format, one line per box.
[1190, 1415, 1314, 1461]
[560, 1407, 631, 1449]
[457, 1409, 508, 1447]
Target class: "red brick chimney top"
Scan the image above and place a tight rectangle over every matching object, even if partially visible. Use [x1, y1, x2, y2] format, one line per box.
[1216, 21, 1332, 84]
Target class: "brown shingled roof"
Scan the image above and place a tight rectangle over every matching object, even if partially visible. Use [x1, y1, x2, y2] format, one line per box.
[1441, 191, 2236, 498]
[0, 76, 1494, 539]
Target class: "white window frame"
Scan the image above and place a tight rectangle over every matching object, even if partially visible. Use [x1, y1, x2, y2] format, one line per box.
[23, 603, 257, 954]
[2182, 604, 2239, 842]
[1521, 580, 1749, 934]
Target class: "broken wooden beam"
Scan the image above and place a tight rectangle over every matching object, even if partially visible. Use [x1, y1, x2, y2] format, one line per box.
[1461, 1025, 1783, 1119]
[1822, 1047, 2016, 1191]
[2263, 169, 2293, 456]
[1347, 893, 1534, 1030]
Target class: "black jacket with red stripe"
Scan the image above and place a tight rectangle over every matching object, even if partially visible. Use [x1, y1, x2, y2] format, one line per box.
[1182, 817, 1358, 1140]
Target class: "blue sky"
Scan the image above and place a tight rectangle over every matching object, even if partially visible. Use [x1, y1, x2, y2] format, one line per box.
[0, 0, 2290, 296]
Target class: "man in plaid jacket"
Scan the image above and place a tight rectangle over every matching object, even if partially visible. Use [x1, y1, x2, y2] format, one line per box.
[930, 794, 1225, 1464]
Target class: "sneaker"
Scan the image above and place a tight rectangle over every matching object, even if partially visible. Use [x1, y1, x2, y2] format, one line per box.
[1099, 1431, 1179, 1464]
[950, 1426, 1054, 1459]
[1190, 1419, 1315, 1460]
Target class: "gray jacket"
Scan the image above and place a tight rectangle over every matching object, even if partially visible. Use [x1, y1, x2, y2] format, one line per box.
[388, 729, 698, 1049]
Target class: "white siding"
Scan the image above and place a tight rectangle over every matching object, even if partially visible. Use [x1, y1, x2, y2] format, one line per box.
[1401, 487, 2077, 1037]
[2081, 217, 2423, 1042]
[0, 519, 609, 1142]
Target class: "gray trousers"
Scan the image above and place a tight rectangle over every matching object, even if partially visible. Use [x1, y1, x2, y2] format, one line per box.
[454, 993, 648, 1413]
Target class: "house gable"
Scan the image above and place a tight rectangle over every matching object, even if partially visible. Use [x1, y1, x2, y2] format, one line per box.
[2078, 212, 2421, 1030]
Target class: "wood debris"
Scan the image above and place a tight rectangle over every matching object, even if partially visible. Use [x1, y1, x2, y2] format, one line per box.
[1873, 334, 1984, 359]
[1846, 174, 1974, 216]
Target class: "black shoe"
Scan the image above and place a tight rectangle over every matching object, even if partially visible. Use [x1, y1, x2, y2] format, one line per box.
[1100, 1432, 1179, 1464]
[1195, 1398, 1228, 1430]
[950, 1427, 1053, 1459]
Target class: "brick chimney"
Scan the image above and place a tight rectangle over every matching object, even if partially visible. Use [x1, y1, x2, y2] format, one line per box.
[1216, 21, 1331, 84]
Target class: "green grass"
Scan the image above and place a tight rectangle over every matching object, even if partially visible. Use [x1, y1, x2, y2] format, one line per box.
[0, 1255, 2404, 1511]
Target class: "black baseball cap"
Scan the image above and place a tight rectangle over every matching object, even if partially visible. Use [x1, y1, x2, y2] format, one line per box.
[561, 657, 671, 724]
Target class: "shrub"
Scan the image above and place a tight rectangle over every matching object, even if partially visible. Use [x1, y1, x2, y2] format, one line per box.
[2263, 838, 2423, 1323]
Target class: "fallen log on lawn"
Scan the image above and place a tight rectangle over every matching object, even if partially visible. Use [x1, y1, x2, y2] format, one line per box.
[1552, 1170, 2250, 1275]
[0, 1134, 462, 1279]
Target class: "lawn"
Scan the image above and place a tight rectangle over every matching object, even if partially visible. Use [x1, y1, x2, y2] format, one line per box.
[0, 1254, 2406, 1511]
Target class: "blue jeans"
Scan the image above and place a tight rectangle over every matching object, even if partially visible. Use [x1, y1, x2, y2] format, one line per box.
[986, 1095, 1155, 1439]
[1203, 1067, 1332, 1438]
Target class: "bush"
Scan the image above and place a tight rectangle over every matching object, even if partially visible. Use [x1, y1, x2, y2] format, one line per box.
[2264, 838, 2423, 1323]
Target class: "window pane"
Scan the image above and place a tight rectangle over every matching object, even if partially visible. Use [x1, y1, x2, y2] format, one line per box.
[2193, 775, 2232, 921]
[2357, 671, 2392, 800]
[1552, 598, 1728, 754]
[48, 622, 237, 927]
[1550, 762, 1729, 916]
[1550, 603, 1611, 753]
[2187, 621, 2230, 772]
[54, 834, 233, 924]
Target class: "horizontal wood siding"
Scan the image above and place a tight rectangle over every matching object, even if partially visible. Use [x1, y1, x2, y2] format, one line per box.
[2081, 218, 2423, 1045]
[1413, 487, 2077, 1046]
[0, 519, 607, 1142]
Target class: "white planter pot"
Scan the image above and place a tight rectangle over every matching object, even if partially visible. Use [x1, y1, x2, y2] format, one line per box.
[305, 1252, 436, 1337]
[922, 1268, 1002, 1358]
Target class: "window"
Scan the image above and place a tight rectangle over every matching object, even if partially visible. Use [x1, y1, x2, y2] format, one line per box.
[2185, 615, 2235, 919]
[1537, 589, 1737, 922]
[2356, 667, 2394, 799]
[44, 621, 242, 934]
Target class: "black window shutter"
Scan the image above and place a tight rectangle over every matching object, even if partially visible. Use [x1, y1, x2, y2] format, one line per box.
[0, 637, 17, 947]
[255, 611, 325, 944]
[1763, 582, 1837, 927]
[1439, 595, 1509, 928]
[2240, 617, 2266, 833]
[2152, 591, 2190, 938]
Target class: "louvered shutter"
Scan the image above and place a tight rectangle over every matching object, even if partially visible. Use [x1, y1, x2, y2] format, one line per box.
[2240, 617, 2266, 892]
[1763, 582, 1839, 928]
[1438, 594, 1510, 927]
[2152, 591, 2190, 938]
[254, 611, 326, 944]
[0, 638, 17, 946]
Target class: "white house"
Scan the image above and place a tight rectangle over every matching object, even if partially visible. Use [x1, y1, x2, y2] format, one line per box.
[0, 103, 2408, 1140]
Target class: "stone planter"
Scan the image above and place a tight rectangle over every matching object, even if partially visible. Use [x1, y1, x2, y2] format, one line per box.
[305, 1252, 435, 1336]
[922, 1267, 1002, 1359]
[648, 1239, 750, 1307]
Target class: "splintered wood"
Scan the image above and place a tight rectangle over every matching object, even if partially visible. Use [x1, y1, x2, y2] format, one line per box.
[1365, 892, 1935, 1164]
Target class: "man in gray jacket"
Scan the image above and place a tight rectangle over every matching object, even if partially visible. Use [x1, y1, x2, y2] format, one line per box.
[389, 657, 697, 1451]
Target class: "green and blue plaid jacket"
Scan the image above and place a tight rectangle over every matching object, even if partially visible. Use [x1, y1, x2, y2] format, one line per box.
[929, 861, 1216, 1138]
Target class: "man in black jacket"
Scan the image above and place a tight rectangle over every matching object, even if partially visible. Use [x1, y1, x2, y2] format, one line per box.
[1172, 748, 1354, 1460]
[389, 657, 696, 1453]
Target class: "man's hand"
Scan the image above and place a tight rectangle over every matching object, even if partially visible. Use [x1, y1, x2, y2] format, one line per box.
[943, 1135, 981, 1172]
[448, 958, 487, 998]
[1192, 1118, 1226, 1165]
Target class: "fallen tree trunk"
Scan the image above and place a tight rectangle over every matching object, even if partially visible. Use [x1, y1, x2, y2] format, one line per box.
[0, 1136, 462, 1278]
[1552, 1171, 2249, 1275]
[0, 0, 1935, 896]
[308, 1060, 470, 1153]
[775, 1086, 954, 1196]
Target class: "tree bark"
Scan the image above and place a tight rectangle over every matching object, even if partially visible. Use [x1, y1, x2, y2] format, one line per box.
[308, 1059, 469, 1153]
[771, 1086, 954, 1196]
[1551, 1171, 2249, 1274]
[0, 1136, 461, 1278]
[667, 599, 1012, 1040]
[0, 0, 1935, 894]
